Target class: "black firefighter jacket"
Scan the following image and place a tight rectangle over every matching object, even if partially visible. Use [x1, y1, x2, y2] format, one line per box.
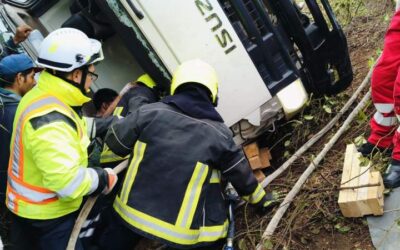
[105, 102, 268, 249]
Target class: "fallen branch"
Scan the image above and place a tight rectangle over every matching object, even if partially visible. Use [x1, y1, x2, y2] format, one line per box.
[261, 64, 375, 188]
[67, 159, 129, 250]
[256, 90, 372, 249]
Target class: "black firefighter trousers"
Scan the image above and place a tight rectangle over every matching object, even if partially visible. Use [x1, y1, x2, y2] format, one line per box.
[7, 212, 83, 250]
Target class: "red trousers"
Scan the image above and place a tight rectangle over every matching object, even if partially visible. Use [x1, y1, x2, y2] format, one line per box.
[369, 11, 400, 159]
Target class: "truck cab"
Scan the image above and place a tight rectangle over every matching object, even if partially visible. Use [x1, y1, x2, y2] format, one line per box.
[0, 0, 352, 144]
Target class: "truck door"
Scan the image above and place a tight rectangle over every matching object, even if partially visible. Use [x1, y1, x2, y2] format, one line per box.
[268, 0, 353, 95]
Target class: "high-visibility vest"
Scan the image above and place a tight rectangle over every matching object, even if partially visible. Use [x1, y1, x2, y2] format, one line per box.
[7, 72, 98, 219]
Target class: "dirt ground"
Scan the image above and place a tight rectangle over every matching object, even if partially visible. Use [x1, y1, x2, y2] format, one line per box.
[235, 1, 396, 249]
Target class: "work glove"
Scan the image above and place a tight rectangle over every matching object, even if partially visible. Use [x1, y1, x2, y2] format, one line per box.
[91, 167, 118, 196]
[357, 141, 391, 157]
[257, 190, 285, 214]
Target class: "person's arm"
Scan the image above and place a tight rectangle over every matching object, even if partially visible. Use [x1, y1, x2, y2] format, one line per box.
[102, 82, 135, 117]
[28, 120, 111, 200]
[3, 25, 32, 56]
[104, 108, 140, 157]
[85, 115, 118, 141]
[218, 137, 270, 207]
[119, 86, 158, 116]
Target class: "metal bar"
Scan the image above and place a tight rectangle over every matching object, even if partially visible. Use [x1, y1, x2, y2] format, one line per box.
[126, 0, 144, 20]
[252, 0, 300, 77]
[229, 0, 281, 80]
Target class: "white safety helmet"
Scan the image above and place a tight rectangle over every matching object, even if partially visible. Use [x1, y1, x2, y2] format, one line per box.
[36, 28, 103, 72]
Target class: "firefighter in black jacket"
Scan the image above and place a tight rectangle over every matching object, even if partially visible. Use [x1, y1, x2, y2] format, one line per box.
[104, 59, 277, 249]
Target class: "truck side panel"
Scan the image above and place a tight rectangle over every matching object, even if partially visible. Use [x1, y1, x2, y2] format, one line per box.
[119, 0, 272, 126]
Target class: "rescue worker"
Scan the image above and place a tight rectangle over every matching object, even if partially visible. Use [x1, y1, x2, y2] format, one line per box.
[6, 28, 117, 250]
[103, 59, 280, 249]
[0, 54, 37, 244]
[358, 11, 400, 188]
[100, 74, 160, 166]
[79, 74, 160, 248]
[112, 73, 159, 117]
[92, 88, 118, 117]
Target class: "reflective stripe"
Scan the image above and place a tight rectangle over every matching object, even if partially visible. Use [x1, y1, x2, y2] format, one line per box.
[88, 168, 99, 194]
[374, 103, 394, 113]
[82, 214, 101, 228]
[57, 168, 98, 198]
[10, 95, 76, 179]
[242, 185, 266, 204]
[8, 94, 84, 208]
[114, 197, 228, 245]
[209, 169, 221, 184]
[120, 141, 146, 204]
[113, 107, 124, 116]
[79, 228, 95, 238]
[85, 117, 96, 140]
[374, 112, 397, 126]
[176, 163, 208, 228]
[8, 177, 57, 202]
[100, 148, 129, 164]
[7, 192, 16, 211]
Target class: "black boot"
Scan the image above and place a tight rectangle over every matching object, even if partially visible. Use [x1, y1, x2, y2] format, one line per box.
[358, 142, 391, 157]
[383, 160, 400, 188]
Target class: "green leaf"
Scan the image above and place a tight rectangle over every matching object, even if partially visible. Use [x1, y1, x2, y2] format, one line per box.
[323, 105, 332, 114]
[284, 140, 291, 147]
[396, 218, 400, 228]
[335, 223, 351, 233]
[384, 189, 391, 195]
[368, 57, 376, 68]
[238, 238, 247, 250]
[284, 151, 290, 158]
[310, 227, 320, 234]
[263, 239, 273, 250]
[384, 13, 389, 22]
[358, 156, 370, 167]
[353, 136, 366, 147]
[356, 110, 368, 124]
[304, 115, 314, 121]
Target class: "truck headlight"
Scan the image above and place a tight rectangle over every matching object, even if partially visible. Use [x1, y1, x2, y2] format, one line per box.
[276, 79, 308, 119]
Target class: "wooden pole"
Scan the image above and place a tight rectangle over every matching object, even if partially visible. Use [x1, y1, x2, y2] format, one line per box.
[261, 65, 374, 188]
[256, 90, 372, 250]
[66, 159, 129, 250]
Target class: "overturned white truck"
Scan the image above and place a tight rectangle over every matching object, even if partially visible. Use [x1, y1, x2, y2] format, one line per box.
[0, 0, 352, 143]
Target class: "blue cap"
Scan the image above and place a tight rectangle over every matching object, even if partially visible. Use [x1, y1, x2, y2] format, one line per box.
[0, 54, 35, 76]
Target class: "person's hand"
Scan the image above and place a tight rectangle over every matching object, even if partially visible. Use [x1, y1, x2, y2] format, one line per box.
[102, 168, 118, 195]
[258, 190, 285, 214]
[13, 24, 32, 44]
[119, 81, 136, 97]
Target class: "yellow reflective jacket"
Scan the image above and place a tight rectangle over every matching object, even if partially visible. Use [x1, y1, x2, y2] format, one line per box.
[6, 71, 99, 219]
